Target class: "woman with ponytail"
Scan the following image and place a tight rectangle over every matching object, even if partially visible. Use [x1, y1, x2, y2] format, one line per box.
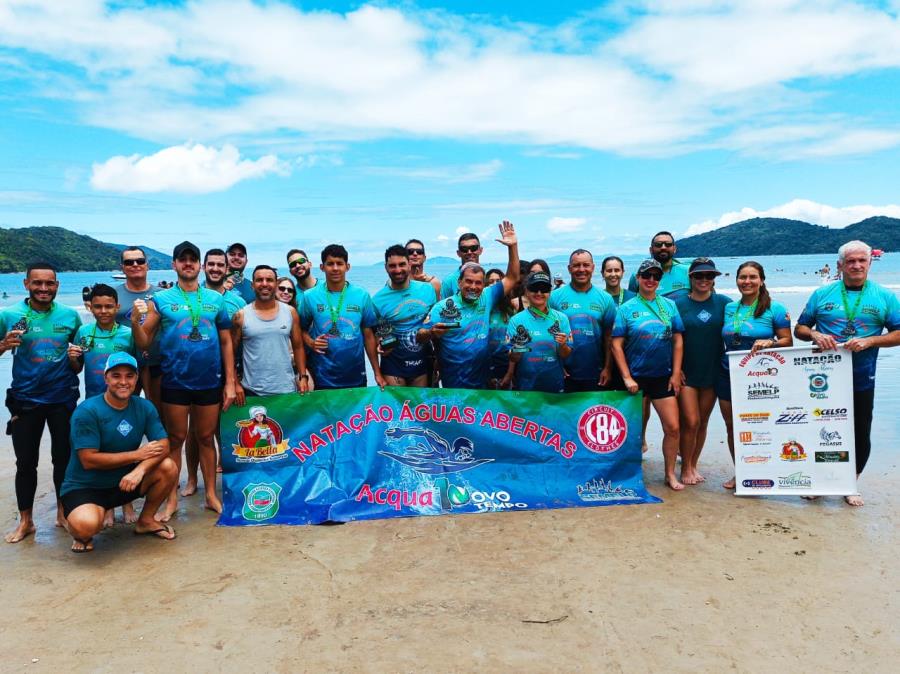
[718, 261, 793, 489]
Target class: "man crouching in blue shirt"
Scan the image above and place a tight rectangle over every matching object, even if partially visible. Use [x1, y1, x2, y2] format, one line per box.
[60, 353, 177, 552]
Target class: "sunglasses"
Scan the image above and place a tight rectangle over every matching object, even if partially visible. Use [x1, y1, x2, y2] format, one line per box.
[122, 258, 147, 266]
[406, 248, 425, 256]
[691, 272, 717, 280]
[277, 286, 295, 294]
[288, 257, 308, 268]
[527, 287, 551, 294]
[458, 244, 480, 253]
[639, 272, 662, 281]
[652, 241, 675, 248]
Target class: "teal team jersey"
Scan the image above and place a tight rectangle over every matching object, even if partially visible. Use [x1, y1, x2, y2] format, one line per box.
[608, 288, 637, 307]
[151, 285, 232, 390]
[488, 309, 511, 376]
[440, 269, 461, 301]
[115, 283, 160, 367]
[203, 284, 247, 317]
[612, 295, 685, 378]
[62, 395, 167, 494]
[506, 308, 572, 393]
[74, 323, 135, 398]
[427, 283, 504, 389]
[721, 300, 791, 369]
[230, 276, 256, 303]
[299, 282, 377, 388]
[673, 292, 731, 388]
[797, 281, 900, 391]
[372, 280, 437, 376]
[0, 300, 82, 404]
[549, 284, 616, 381]
[627, 260, 691, 297]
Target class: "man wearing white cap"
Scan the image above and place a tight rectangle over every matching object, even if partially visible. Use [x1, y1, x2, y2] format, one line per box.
[60, 353, 178, 552]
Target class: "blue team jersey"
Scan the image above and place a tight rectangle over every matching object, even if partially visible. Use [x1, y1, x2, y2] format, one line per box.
[549, 284, 616, 381]
[627, 260, 691, 297]
[608, 288, 637, 307]
[612, 295, 685, 377]
[0, 300, 82, 404]
[203, 284, 247, 318]
[231, 276, 256, 303]
[300, 282, 377, 388]
[674, 292, 731, 388]
[488, 309, 512, 377]
[152, 286, 232, 390]
[372, 280, 437, 377]
[797, 281, 900, 391]
[440, 269, 461, 300]
[721, 300, 791, 368]
[75, 323, 135, 398]
[506, 308, 572, 393]
[427, 283, 504, 389]
[62, 395, 167, 494]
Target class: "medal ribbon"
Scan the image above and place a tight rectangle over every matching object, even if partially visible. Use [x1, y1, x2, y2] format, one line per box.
[732, 298, 758, 336]
[22, 299, 56, 329]
[88, 321, 118, 349]
[638, 296, 671, 329]
[326, 283, 348, 329]
[840, 281, 867, 328]
[179, 287, 202, 329]
[528, 305, 551, 321]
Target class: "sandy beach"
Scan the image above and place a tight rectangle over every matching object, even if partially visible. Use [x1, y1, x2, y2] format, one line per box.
[1, 408, 897, 673]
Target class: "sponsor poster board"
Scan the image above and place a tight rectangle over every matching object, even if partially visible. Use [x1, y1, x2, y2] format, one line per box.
[730, 345, 856, 496]
[218, 387, 659, 526]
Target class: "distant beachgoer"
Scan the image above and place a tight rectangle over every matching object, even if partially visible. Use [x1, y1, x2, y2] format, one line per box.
[405, 239, 442, 299]
[718, 261, 793, 490]
[61, 352, 177, 552]
[81, 286, 92, 312]
[553, 273, 564, 290]
[795, 240, 900, 506]
[1, 262, 82, 543]
[673, 258, 730, 485]
[627, 231, 691, 297]
[286, 249, 318, 293]
[612, 258, 686, 490]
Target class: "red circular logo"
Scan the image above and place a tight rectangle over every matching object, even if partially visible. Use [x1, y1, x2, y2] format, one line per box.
[238, 417, 284, 449]
[578, 405, 628, 454]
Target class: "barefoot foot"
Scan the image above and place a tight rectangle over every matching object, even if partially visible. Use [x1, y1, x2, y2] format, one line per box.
[103, 509, 114, 528]
[723, 477, 736, 490]
[180, 479, 197, 497]
[71, 538, 94, 553]
[680, 470, 700, 485]
[122, 503, 138, 524]
[844, 494, 864, 507]
[666, 475, 685, 491]
[205, 495, 223, 514]
[155, 496, 178, 523]
[5, 520, 36, 544]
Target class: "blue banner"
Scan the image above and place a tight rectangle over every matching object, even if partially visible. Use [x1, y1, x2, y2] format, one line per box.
[218, 387, 660, 526]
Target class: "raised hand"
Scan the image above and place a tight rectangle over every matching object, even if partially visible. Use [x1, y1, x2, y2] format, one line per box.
[496, 220, 517, 248]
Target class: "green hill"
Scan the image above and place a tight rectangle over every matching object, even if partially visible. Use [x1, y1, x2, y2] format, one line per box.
[676, 216, 900, 256]
[0, 226, 170, 273]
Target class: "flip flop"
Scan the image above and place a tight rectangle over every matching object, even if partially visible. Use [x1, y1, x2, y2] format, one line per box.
[71, 538, 94, 553]
[134, 524, 176, 540]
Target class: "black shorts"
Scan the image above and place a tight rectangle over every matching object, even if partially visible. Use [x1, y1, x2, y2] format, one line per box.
[565, 378, 599, 393]
[148, 364, 163, 379]
[61, 486, 141, 517]
[161, 386, 221, 406]
[634, 375, 675, 400]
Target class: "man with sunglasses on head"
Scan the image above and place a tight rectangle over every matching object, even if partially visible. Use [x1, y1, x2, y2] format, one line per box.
[226, 242, 256, 303]
[627, 231, 690, 298]
[115, 247, 162, 411]
[373, 245, 438, 388]
[286, 249, 318, 293]
[441, 233, 483, 299]
[131, 242, 237, 521]
[405, 239, 442, 298]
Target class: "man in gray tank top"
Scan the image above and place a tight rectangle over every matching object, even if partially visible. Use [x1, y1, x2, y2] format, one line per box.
[232, 265, 309, 403]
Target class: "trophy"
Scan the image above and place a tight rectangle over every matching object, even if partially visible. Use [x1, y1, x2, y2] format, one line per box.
[510, 325, 532, 353]
[439, 300, 462, 329]
[376, 318, 397, 348]
[548, 320, 562, 338]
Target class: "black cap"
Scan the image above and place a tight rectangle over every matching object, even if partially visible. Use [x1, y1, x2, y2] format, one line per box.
[172, 241, 201, 260]
[227, 242, 247, 255]
[689, 257, 721, 275]
[525, 271, 552, 291]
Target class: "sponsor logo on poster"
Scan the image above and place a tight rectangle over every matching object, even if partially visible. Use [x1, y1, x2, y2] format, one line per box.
[356, 484, 435, 510]
[793, 353, 842, 366]
[813, 407, 848, 421]
[741, 454, 772, 464]
[779, 440, 807, 462]
[578, 405, 628, 454]
[818, 428, 842, 447]
[777, 472, 812, 489]
[576, 478, 640, 502]
[747, 382, 779, 400]
[433, 477, 527, 511]
[739, 430, 772, 446]
[232, 406, 290, 462]
[742, 479, 774, 489]
[808, 373, 829, 399]
[738, 352, 786, 369]
[815, 451, 849, 463]
[241, 482, 282, 521]
[775, 407, 808, 425]
[739, 412, 770, 425]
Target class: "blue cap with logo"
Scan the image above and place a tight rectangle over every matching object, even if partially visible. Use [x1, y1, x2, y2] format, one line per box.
[104, 352, 139, 373]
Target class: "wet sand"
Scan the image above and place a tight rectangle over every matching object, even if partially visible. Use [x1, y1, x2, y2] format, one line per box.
[1, 418, 898, 673]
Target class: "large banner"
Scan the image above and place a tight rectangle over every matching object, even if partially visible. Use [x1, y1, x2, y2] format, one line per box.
[730, 345, 857, 496]
[218, 387, 659, 526]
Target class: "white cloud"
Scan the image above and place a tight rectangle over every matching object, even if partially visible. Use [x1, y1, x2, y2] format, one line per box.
[365, 159, 502, 183]
[684, 199, 900, 236]
[547, 217, 587, 233]
[436, 234, 450, 242]
[1, 1, 899, 158]
[454, 226, 469, 236]
[90, 143, 288, 194]
[723, 124, 900, 160]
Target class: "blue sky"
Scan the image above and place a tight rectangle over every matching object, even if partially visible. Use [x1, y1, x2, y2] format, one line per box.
[1, 0, 900, 265]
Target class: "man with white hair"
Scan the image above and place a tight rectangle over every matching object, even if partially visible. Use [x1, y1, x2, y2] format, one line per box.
[795, 240, 900, 506]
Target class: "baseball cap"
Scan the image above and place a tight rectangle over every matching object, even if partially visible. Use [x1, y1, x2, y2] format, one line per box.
[525, 271, 552, 291]
[227, 242, 247, 255]
[104, 352, 138, 373]
[689, 257, 721, 275]
[172, 241, 201, 260]
[637, 259, 663, 275]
